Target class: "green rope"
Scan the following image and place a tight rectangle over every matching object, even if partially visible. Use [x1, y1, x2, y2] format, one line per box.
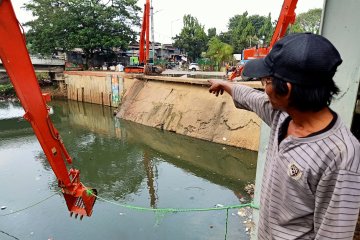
[0, 188, 259, 240]
[0, 192, 59, 217]
[90, 190, 259, 240]
[92, 192, 259, 213]
[0, 187, 259, 219]
[224, 208, 229, 240]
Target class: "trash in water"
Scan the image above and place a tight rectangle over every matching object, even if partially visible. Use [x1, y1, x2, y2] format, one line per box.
[237, 209, 246, 217]
[1, 206, 7, 210]
[215, 204, 224, 208]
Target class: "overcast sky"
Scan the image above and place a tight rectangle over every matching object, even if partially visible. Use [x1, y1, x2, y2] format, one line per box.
[12, 0, 324, 44]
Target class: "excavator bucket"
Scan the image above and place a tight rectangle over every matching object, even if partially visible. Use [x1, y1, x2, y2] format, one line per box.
[63, 187, 97, 218]
[61, 169, 97, 218]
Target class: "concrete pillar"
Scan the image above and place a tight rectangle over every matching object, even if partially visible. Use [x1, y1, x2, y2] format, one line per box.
[320, 0, 360, 126]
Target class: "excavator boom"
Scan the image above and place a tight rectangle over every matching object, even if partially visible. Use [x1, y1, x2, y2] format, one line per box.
[229, 0, 298, 80]
[0, 0, 96, 218]
[125, 0, 163, 75]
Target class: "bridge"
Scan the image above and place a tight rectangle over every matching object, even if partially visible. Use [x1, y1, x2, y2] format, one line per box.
[0, 56, 65, 73]
[0, 56, 65, 82]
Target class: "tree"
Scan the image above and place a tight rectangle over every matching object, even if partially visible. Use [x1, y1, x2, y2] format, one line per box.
[207, 27, 217, 39]
[258, 13, 274, 45]
[23, 0, 141, 68]
[218, 31, 231, 45]
[206, 37, 233, 70]
[225, 12, 273, 53]
[173, 14, 207, 62]
[289, 8, 322, 34]
[227, 12, 254, 52]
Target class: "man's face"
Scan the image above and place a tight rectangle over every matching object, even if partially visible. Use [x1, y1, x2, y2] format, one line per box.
[261, 77, 289, 111]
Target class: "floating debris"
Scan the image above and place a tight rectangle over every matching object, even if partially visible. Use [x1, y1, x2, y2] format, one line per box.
[237, 208, 246, 217]
[244, 183, 255, 196]
[215, 204, 224, 208]
[1, 206, 7, 210]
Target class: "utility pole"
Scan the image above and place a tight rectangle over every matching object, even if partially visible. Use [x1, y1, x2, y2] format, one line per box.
[150, 0, 155, 63]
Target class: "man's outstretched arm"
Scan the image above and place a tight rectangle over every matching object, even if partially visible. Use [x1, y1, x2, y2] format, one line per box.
[208, 79, 234, 97]
[208, 79, 277, 126]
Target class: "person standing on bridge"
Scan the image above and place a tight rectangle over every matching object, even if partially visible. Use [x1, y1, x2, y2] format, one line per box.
[208, 33, 360, 239]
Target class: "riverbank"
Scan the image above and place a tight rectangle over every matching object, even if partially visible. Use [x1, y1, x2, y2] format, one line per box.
[0, 83, 15, 101]
[0, 83, 67, 102]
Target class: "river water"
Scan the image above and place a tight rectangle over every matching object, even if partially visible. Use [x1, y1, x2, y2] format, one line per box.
[0, 100, 257, 240]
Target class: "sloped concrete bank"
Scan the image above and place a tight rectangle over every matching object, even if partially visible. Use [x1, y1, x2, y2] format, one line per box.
[117, 75, 262, 151]
[64, 72, 263, 151]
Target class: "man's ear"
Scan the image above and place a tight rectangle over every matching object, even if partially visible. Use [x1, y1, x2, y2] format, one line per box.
[285, 82, 292, 100]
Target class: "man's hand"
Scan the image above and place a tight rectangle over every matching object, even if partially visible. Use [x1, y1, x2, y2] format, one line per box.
[208, 79, 233, 97]
[208, 79, 224, 97]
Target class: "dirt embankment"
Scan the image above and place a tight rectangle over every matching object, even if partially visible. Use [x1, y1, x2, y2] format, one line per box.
[117, 78, 262, 151]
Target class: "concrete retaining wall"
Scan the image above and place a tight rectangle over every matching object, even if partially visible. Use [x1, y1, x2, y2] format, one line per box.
[118, 76, 263, 151]
[65, 71, 125, 107]
[65, 72, 263, 151]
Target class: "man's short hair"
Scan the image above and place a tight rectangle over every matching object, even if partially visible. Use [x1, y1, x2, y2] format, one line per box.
[271, 76, 340, 112]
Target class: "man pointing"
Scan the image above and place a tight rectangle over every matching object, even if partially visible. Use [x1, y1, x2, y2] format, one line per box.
[209, 33, 360, 239]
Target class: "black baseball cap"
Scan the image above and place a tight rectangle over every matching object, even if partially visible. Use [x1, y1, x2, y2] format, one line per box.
[242, 33, 342, 85]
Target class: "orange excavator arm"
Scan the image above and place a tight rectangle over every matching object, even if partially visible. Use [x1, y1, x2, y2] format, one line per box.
[0, 0, 96, 218]
[125, 0, 162, 75]
[139, 0, 150, 64]
[229, 0, 298, 80]
[269, 0, 298, 48]
[125, 0, 151, 73]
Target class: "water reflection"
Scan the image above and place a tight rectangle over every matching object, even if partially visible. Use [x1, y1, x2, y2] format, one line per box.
[0, 101, 24, 119]
[51, 100, 257, 200]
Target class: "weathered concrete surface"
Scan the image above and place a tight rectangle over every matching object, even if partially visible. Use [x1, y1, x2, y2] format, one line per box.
[65, 71, 130, 106]
[117, 76, 262, 151]
[64, 71, 263, 151]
